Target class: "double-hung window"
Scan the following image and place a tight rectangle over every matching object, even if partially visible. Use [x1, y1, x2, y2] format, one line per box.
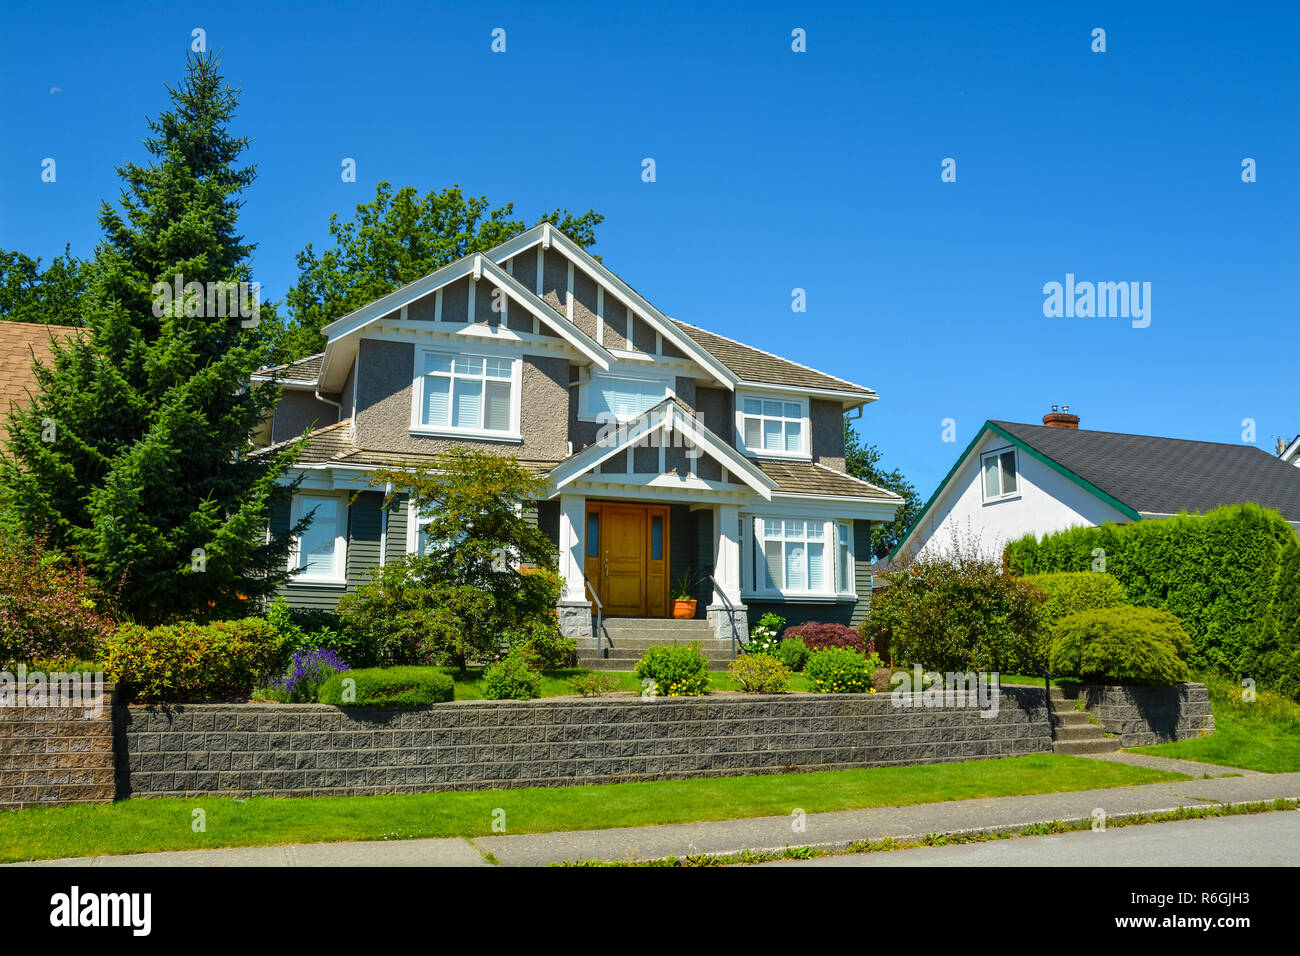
[289, 493, 347, 583]
[414, 349, 519, 438]
[738, 396, 807, 457]
[981, 447, 1019, 502]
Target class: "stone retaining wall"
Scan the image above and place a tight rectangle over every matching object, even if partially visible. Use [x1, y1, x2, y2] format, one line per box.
[1, 682, 117, 808]
[116, 687, 1053, 799]
[1070, 683, 1215, 747]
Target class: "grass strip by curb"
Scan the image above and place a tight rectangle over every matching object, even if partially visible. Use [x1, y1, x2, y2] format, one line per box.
[553, 798, 1300, 866]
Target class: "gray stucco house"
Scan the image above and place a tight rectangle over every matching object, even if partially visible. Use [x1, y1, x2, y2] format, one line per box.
[252, 224, 903, 653]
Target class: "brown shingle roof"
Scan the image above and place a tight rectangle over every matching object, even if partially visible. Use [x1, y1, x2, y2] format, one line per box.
[671, 320, 875, 396]
[0, 323, 81, 418]
[253, 353, 324, 383]
[756, 460, 903, 500]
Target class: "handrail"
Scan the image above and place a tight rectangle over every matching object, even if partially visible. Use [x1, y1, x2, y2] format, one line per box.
[583, 577, 605, 657]
[701, 573, 742, 659]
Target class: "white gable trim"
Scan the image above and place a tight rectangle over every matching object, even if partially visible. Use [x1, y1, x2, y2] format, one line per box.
[548, 399, 775, 499]
[489, 224, 738, 390]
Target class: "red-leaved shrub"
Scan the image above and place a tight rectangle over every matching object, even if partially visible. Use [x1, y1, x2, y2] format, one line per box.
[783, 622, 873, 655]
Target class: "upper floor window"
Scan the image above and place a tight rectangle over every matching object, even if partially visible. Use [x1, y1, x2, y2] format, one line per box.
[412, 348, 521, 440]
[737, 395, 808, 458]
[288, 493, 347, 583]
[981, 447, 1019, 502]
[580, 371, 671, 422]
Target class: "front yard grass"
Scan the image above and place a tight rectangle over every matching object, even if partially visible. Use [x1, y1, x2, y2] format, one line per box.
[0, 753, 1185, 863]
[442, 668, 816, 699]
[1129, 673, 1300, 773]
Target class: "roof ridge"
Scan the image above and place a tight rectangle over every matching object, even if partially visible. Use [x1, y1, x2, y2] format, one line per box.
[670, 318, 875, 395]
[254, 352, 325, 377]
[993, 420, 1280, 454]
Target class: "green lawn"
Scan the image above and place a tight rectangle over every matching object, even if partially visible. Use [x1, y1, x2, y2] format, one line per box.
[0, 753, 1184, 863]
[1129, 673, 1300, 773]
[439, 667, 816, 699]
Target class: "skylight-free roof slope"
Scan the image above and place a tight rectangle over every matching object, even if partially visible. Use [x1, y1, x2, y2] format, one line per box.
[993, 420, 1300, 520]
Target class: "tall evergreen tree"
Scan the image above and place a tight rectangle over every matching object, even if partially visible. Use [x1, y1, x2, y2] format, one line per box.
[844, 421, 922, 560]
[269, 183, 603, 363]
[0, 52, 303, 623]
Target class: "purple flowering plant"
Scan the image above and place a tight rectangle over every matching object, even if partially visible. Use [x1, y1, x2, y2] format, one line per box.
[272, 647, 350, 703]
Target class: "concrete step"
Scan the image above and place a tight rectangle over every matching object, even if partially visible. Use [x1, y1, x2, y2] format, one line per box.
[1052, 738, 1120, 755]
[590, 639, 733, 652]
[577, 658, 734, 673]
[599, 622, 714, 635]
[1048, 711, 1094, 728]
[1052, 724, 1109, 743]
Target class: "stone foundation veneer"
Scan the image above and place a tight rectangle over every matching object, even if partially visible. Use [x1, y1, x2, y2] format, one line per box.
[115, 687, 1054, 799]
[707, 603, 748, 646]
[556, 601, 593, 639]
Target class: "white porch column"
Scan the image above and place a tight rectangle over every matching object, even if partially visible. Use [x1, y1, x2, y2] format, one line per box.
[557, 493, 588, 602]
[556, 493, 593, 640]
[708, 503, 747, 645]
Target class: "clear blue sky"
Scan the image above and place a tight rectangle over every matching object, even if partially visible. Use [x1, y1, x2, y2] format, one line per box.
[1, 1, 1296, 496]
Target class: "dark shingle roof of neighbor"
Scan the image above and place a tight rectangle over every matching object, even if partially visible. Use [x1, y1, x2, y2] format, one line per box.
[992, 420, 1300, 522]
[670, 320, 875, 396]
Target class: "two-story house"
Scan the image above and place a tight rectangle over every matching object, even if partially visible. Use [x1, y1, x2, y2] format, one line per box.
[253, 224, 903, 653]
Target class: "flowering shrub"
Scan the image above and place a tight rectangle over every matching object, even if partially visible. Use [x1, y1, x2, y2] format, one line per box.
[0, 530, 116, 667]
[728, 653, 791, 693]
[634, 642, 711, 696]
[805, 647, 884, 694]
[102, 619, 284, 703]
[482, 651, 543, 700]
[744, 612, 786, 655]
[783, 622, 871, 655]
[267, 647, 350, 703]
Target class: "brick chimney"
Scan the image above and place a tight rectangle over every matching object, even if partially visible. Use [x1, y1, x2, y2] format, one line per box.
[1042, 404, 1080, 430]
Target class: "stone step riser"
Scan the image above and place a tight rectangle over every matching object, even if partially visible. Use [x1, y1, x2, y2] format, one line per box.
[1053, 726, 1108, 742]
[1052, 739, 1119, 755]
[577, 660, 733, 672]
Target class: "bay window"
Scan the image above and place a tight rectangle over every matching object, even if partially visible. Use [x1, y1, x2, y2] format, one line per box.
[745, 516, 856, 597]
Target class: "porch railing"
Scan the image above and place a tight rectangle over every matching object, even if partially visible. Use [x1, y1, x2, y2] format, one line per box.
[583, 576, 606, 657]
[701, 573, 742, 659]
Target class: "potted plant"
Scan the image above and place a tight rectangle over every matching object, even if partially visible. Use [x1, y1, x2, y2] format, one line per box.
[671, 568, 699, 619]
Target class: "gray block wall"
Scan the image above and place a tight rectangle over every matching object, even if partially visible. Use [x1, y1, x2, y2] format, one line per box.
[115, 687, 1053, 799]
[1072, 683, 1215, 747]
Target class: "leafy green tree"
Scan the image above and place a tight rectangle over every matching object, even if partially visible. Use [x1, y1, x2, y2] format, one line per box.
[338, 450, 567, 675]
[0, 52, 304, 623]
[0, 246, 88, 325]
[269, 183, 603, 363]
[844, 421, 921, 559]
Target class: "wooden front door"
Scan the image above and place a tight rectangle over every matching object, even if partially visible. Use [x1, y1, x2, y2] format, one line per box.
[584, 502, 669, 617]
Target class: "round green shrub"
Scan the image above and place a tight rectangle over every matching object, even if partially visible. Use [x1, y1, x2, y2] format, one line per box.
[804, 647, 882, 694]
[1048, 606, 1193, 685]
[728, 652, 791, 693]
[776, 637, 810, 673]
[634, 642, 711, 697]
[317, 666, 455, 707]
[482, 652, 543, 700]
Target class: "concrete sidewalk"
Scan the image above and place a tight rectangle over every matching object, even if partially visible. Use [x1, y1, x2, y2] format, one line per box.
[10, 769, 1299, 868]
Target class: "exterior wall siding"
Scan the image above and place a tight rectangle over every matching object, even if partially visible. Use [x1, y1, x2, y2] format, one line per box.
[271, 391, 340, 444]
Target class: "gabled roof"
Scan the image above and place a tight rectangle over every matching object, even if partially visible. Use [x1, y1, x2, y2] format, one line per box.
[1281, 434, 1300, 464]
[757, 460, 903, 501]
[894, 418, 1300, 560]
[671, 320, 876, 397]
[547, 397, 776, 499]
[0, 323, 81, 415]
[991, 420, 1300, 520]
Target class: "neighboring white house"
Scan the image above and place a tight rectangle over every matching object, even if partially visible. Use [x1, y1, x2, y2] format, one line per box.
[1280, 434, 1300, 468]
[894, 408, 1300, 563]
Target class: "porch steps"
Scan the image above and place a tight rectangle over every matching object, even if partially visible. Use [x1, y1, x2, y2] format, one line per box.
[578, 618, 737, 672]
[1047, 685, 1119, 755]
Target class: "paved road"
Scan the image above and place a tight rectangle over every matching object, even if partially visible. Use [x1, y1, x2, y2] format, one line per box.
[763, 812, 1300, 866]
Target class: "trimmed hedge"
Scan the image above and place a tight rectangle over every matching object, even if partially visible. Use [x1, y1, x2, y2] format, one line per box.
[1049, 606, 1192, 685]
[103, 619, 284, 703]
[1005, 504, 1293, 676]
[317, 667, 455, 707]
[1242, 536, 1300, 700]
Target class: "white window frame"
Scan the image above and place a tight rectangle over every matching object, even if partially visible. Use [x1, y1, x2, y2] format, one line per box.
[980, 445, 1021, 503]
[410, 345, 523, 442]
[288, 492, 348, 585]
[577, 369, 675, 423]
[405, 500, 438, 557]
[735, 391, 811, 460]
[742, 515, 856, 600]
